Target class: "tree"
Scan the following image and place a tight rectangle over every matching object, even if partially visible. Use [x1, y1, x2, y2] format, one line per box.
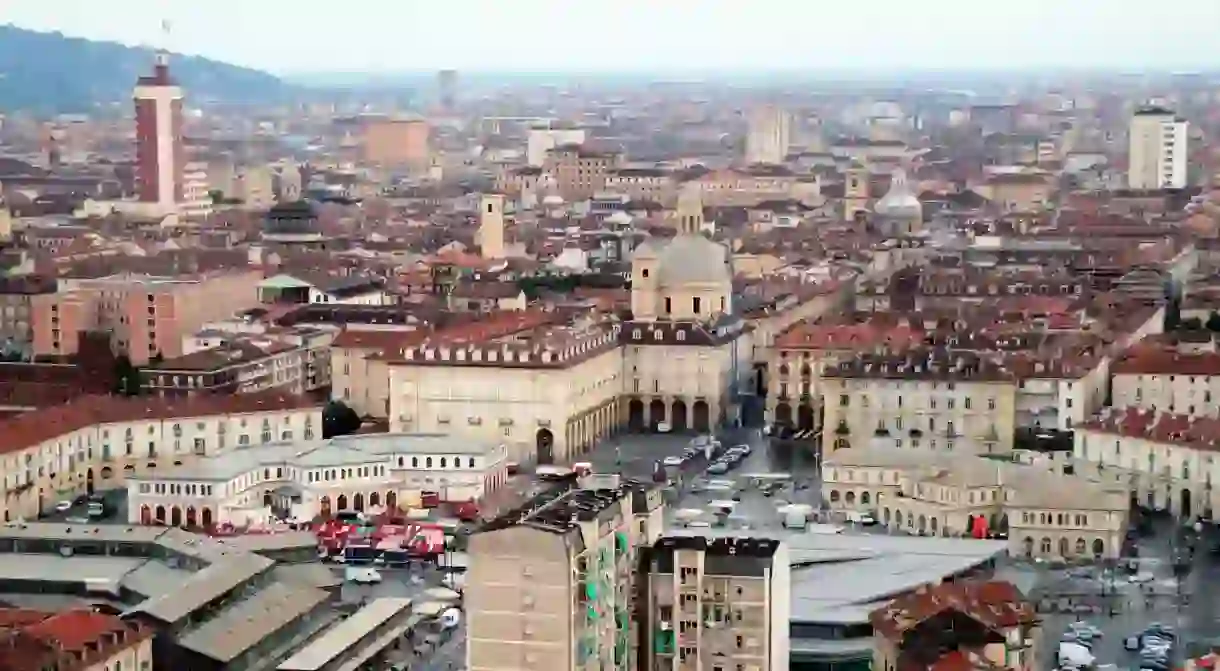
[322, 400, 362, 438]
[1206, 311, 1220, 333]
[112, 355, 142, 396]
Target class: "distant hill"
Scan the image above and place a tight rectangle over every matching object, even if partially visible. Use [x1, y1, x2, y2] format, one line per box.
[0, 25, 299, 113]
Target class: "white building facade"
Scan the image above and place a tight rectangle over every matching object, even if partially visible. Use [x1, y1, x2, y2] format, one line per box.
[125, 433, 510, 528]
[1127, 106, 1188, 190]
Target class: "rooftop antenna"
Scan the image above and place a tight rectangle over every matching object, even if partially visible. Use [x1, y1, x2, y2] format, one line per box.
[155, 19, 172, 68]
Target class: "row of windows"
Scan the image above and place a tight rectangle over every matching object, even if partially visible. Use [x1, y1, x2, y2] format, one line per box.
[839, 394, 1000, 410]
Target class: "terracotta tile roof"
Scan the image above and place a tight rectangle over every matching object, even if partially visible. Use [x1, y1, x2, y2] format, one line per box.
[331, 328, 431, 351]
[775, 322, 924, 351]
[870, 580, 1034, 642]
[0, 390, 322, 455]
[1079, 407, 1220, 451]
[1111, 349, 1220, 377]
[0, 608, 153, 671]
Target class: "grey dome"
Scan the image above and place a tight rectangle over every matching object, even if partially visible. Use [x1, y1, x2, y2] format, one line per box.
[655, 234, 732, 285]
[873, 168, 921, 218]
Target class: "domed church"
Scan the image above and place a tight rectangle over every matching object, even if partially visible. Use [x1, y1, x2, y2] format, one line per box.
[871, 167, 924, 236]
[623, 186, 750, 433]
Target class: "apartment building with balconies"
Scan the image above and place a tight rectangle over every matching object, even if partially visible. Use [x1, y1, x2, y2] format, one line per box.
[641, 536, 790, 671]
[465, 476, 665, 671]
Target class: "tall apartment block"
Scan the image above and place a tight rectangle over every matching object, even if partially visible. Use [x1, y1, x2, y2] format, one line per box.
[1127, 106, 1188, 189]
[466, 476, 665, 671]
[640, 536, 790, 671]
[745, 106, 791, 166]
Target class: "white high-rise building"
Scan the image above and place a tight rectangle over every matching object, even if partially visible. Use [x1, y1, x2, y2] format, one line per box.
[745, 106, 791, 165]
[1127, 106, 1188, 189]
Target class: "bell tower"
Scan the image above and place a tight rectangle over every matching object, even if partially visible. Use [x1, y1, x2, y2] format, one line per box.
[844, 166, 870, 221]
[675, 185, 704, 235]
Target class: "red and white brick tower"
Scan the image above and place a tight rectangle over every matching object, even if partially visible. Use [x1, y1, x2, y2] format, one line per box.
[133, 50, 184, 208]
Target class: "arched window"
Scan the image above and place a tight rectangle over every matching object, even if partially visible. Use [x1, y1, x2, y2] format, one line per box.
[439, 458, 447, 468]
[1041, 537, 1052, 554]
[426, 457, 433, 468]
[411, 457, 418, 468]
[861, 491, 871, 505]
[468, 458, 475, 468]
[829, 490, 840, 502]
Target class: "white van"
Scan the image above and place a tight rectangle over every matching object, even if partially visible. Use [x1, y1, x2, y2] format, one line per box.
[344, 567, 382, 584]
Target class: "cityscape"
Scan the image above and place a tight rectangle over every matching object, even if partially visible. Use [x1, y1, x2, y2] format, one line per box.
[3, 3, 1220, 671]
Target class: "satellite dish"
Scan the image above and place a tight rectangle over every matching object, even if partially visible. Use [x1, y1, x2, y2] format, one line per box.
[439, 607, 462, 629]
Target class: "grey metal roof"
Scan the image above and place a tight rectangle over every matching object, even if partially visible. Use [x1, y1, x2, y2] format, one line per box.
[177, 581, 331, 663]
[119, 559, 194, 600]
[276, 598, 413, 671]
[128, 552, 274, 624]
[0, 553, 142, 584]
[0, 523, 164, 544]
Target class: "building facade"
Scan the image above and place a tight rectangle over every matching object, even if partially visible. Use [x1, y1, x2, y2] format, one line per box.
[466, 477, 665, 671]
[641, 536, 790, 671]
[1127, 106, 1188, 190]
[126, 432, 509, 528]
[822, 449, 1128, 560]
[0, 391, 322, 522]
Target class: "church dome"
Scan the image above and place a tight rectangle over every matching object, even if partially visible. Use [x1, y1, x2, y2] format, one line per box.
[655, 234, 732, 286]
[873, 168, 922, 218]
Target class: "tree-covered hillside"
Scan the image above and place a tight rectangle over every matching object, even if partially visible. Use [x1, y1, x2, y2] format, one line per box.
[0, 25, 298, 113]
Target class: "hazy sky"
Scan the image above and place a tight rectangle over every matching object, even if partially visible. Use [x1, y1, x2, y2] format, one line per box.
[5, 0, 1220, 74]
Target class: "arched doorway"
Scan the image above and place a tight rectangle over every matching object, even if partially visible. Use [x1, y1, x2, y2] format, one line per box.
[627, 399, 645, 431]
[775, 403, 792, 426]
[671, 401, 688, 432]
[320, 496, 331, 517]
[648, 399, 666, 430]
[1023, 537, 1034, 557]
[536, 428, 555, 464]
[85, 469, 95, 496]
[797, 405, 815, 432]
[369, 492, 380, 508]
[140, 505, 152, 525]
[1092, 538, 1105, 557]
[186, 506, 198, 528]
[170, 507, 182, 527]
[201, 507, 213, 529]
[1181, 489, 1193, 519]
[693, 401, 711, 433]
[154, 505, 166, 524]
[337, 494, 349, 511]
[354, 493, 365, 511]
[263, 492, 273, 507]
[1058, 537, 1069, 558]
[386, 491, 397, 510]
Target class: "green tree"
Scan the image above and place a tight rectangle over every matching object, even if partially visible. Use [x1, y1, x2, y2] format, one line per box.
[113, 355, 142, 396]
[322, 400, 362, 438]
[1206, 312, 1220, 333]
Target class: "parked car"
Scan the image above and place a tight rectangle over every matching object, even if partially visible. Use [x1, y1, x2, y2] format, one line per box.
[345, 567, 382, 584]
[54, 500, 72, 513]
